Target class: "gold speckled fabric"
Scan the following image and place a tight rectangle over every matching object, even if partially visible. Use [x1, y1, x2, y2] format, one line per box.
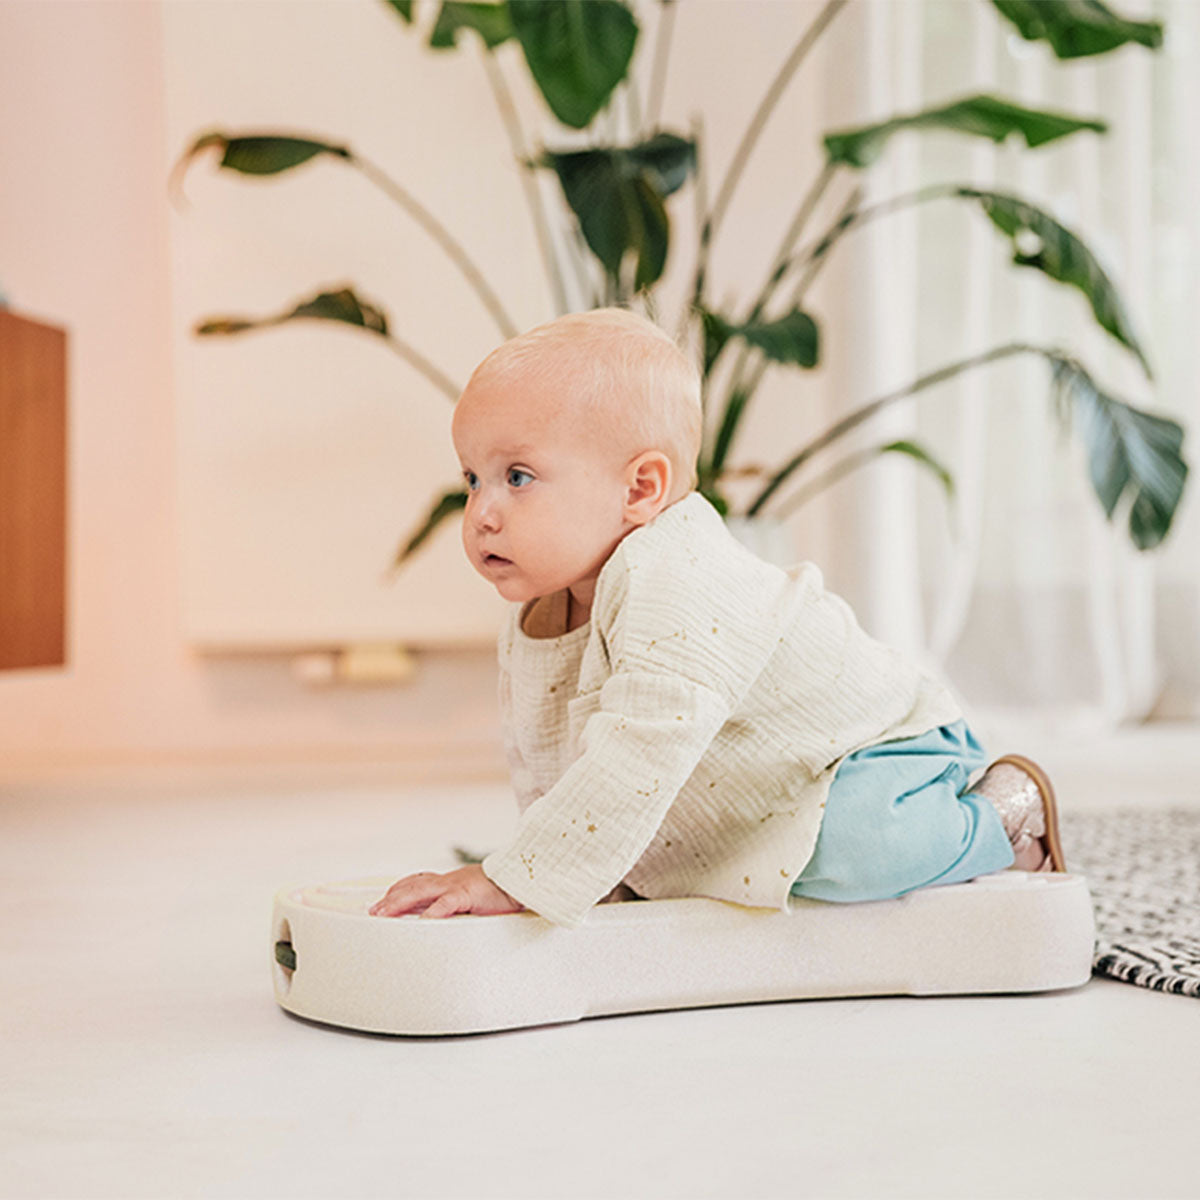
[481, 492, 962, 927]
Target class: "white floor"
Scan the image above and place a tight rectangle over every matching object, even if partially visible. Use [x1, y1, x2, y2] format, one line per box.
[4, 729, 1200, 1200]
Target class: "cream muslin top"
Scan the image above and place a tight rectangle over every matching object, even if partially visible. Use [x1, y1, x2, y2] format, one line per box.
[480, 492, 962, 927]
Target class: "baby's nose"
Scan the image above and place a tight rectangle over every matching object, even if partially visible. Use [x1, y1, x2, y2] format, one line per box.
[471, 492, 502, 531]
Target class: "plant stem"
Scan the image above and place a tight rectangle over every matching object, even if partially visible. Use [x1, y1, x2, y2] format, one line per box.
[380, 332, 463, 401]
[678, 111, 710, 343]
[724, 176, 935, 454]
[747, 160, 839, 326]
[710, 170, 854, 477]
[733, 177, 864, 405]
[623, 71, 644, 138]
[708, 0, 848, 235]
[480, 48, 570, 317]
[688, 0, 849, 313]
[746, 340, 1045, 515]
[709, 386, 750, 478]
[719, 162, 844, 416]
[780, 181, 960, 293]
[684, 114, 714, 458]
[353, 151, 519, 339]
[772, 444, 883, 519]
[604, 93, 621, 142]
[567, 225, 601, 309]
[644, 0, 678, 134]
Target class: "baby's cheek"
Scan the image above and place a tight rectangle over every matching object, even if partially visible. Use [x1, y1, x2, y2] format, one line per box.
[519, 532, 560, 578]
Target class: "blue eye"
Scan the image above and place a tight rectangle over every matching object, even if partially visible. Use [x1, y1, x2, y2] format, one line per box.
[463, 471, 479, 491]
[507, 468, 534, 488]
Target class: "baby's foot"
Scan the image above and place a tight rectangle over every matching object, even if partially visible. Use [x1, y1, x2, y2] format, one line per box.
[970, 754, 1066, 872]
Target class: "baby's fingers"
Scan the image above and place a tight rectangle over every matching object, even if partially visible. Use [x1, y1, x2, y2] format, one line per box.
[368, 872, 442, 917]
[420, 888, 472, 919]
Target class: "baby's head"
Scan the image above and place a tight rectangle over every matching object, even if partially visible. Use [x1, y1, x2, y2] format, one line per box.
[452, 307, 702, 612]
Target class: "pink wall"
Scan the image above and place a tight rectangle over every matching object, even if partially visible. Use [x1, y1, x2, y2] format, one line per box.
[0, 0, 501, 770]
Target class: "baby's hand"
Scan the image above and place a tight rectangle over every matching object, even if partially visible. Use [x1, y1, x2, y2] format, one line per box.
[368, 863, 525, 919]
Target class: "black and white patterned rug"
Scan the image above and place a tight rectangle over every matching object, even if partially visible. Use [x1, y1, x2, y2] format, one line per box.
[1062, 808, 1200, 998]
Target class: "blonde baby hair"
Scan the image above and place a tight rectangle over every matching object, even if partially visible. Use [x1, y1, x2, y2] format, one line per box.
[467, 307, 703, 497]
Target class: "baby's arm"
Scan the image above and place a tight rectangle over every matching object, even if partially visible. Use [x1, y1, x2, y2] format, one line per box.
[482, 669, 731, 925]
[369, 864, 524, 919]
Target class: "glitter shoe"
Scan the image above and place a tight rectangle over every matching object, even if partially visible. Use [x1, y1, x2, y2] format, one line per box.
[970, 753, 1066, 872]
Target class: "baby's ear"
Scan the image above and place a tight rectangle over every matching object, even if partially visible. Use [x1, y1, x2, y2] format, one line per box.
[623, 451, 672, 524]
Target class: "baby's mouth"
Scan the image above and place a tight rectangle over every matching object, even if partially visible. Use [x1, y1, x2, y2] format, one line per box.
[483, 553, 512, 567]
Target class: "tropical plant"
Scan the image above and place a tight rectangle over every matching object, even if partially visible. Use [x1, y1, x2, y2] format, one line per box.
[173, 0, 1187, 565]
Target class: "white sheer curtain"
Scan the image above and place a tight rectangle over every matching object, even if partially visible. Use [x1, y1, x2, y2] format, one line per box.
[1146, 0, 1200, 719]
[806, 0, 1197, 736]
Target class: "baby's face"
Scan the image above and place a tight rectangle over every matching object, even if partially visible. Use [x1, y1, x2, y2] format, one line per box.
[452, 369, 634, 609]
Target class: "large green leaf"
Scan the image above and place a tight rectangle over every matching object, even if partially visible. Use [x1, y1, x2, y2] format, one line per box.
[700, 308, 818, 478]
[735, 310, 819, 368]
[991, 0, 1163, 59]
[179, 132, 350, 178]
[195, 287, 389, 337]
[602, 177, 668, 292]
[625, 132, 697, 197]
[700, 308, 819, 376]
[956, 188, 1151, 378]
[393, 489, 469, 565]
[508, 0, 638, 129]
[1051, 357, 1187, 549]
[429, 2, 514, 49]
[824, 94, 1106, 168]
[382, 0, 414, 23]
[541, 134, 694, 289]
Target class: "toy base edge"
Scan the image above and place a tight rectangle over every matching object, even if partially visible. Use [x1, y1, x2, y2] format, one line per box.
[271, 872, 1096, 1036]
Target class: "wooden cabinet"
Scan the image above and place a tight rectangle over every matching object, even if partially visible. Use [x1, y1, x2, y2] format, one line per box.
[0, 309, 67, 670]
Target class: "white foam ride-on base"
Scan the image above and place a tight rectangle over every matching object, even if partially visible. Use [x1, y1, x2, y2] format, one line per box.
[271, 872, 1095, 1036]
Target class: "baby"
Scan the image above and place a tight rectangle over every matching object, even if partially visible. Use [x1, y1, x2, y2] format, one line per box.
[370, 308, 1065, 927]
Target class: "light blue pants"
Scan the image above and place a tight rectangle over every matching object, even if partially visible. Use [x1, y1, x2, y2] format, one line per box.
[790, 719, 1015, 902]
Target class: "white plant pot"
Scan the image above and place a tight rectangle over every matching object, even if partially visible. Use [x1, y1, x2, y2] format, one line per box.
[724, 515, 797, 569]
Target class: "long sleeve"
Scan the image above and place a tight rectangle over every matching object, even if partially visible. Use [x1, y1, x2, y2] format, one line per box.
[482, 503, 791, 927]
[482, 668, 731, 927]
